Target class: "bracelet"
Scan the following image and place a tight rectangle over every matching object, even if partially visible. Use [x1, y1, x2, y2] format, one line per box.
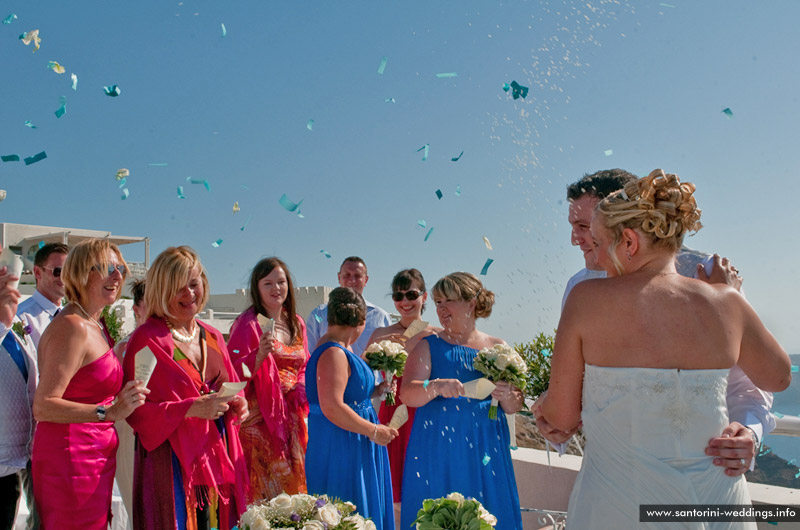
[744, 426, 759, 448]
[371, 423, 378, 440]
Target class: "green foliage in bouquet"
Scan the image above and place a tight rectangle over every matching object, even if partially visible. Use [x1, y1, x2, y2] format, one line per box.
[413, 493, 496, 530]
[363, 340, 408, 374]
[238, 493, 376, 530]
[513, 331, 555, 401]
[101, 305, 124, 343]
[472, 344, 528, 391]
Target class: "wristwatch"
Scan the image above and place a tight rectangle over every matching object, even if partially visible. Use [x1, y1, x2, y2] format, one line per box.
[744, 426, 759, 447]
[96, 405, 107, 421]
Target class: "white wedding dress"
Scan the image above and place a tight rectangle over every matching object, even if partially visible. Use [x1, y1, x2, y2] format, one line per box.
[567, 364, 756, 529]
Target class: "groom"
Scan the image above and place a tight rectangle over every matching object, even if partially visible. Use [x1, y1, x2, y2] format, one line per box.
[536, 168, 773, 475]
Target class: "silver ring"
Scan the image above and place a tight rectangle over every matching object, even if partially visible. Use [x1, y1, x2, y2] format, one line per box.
[739, 458, 746, 467]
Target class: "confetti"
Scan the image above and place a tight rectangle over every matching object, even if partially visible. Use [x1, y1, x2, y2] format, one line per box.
[774, 411, 784, 418]
[47, 61, 65, 74]
[504, 80, 528, 100]
[455, 185, 461, 196]
[502, 82, 510, 92]
[417, 144, 429, 161]
[314, 313, 323, 323]
[118, 178, 127, 188]
[103, 85, 121, 97]
[116, 168, 129, 181]
[278, 193, 303, 212]
[24, 120, 37, 129]
[71, 73, 78, 91]
[417, 219, 427, 228]
[3, 14, 17, 24]
[0, 190, 6, 202]
[451, 150, 464, 162]
[54, 96, 66, 118]
[436, 72, 458, 78]
[148, 163, 168, 167]
[483, 236, 492, 250]
[796, 471, 800, 479]
[435, 189, 443, 200]
[791, 365, 798, 373]
[721, 107, 733, 118]
[211, 239, 223, 248]
[241, 363, 251, 378]
[38, 241, 45, 249]
[121, 188, 130, 200]
[482, 454, 491, 465]
[320, 250, 331, 259]
[306, 119, 314, 131]
[232, 201, 240, 213]
[604, 149, 613, 156]
[424, 227, 434, 241]
[384, 97, 396, 103]
[177, 186, 186, 199]
[240, 214, 252, 231]
[186, 177, 210, 191]
[422, 379, 430, 388]
[1, 155, 20, 162]
[541, 348, 551, 357]
[23, 151, 46, 165]
[377, 56, 388, 75]
[220, 23, 227, 37]
[659, 3, 676, 7]
[480, 258, 494, 276]
[19, 29, 40, 51]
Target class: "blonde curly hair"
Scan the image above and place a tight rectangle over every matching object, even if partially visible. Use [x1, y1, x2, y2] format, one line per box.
[595, 169, 702, 271]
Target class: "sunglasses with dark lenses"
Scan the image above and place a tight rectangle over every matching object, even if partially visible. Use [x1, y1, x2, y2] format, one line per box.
[42, 266, 62, 278]
[392, 290, 422, 302]
[92, 264, 127, 276]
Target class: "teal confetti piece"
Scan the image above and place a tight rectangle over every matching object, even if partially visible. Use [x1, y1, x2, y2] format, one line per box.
[240, 185, 249, 190]
[24, 120, 37, 129]
[71, 73, 78, 91]
[791, 365, 798, 373]
[297, 210, 304, 219]
[423, 379, 430, 388]
[435, 189, 443, 200]
[502, 83, 510, 92]
[121, 188, 129, 200]
[118, 177, 127, 188]
[148, 163, 168, 167]
[541, 348, 551, 357]
[306, 119, 314, 131]
[774, 411, 784, 418]
[451, 150, 464, 162]
[424, 227, 434, 241]
[177, 186, 186, 199]
[417, 219, 427, 228]
[38, 241, 45, 249]
[211, 239, 223, 248]
[3, 14, 17, 24]
[240, 214, 252, 231]
[203, 180, 210, 192]
[436, 72, 458, 78]
[788, 459, 796, 466]
[103, 85, 121, 97]
[384, 97, 396, 103]
[604, 149, 613, 156]
[23, 151, 46, 165]
[659, 3, 676, 7]
[759, 447, 771, 456]
[320, 250, 331, 259]
[186, 177, 210, 191]
[278, 194, 303, 212]
[54, 96, 66, 118]
[480, 258, 494, 276]
[455, 185, 461, 196]
[377, 56, 388, 75]
[482, 454, 491, 465]
[417, 144, 429, 161]
[722, 107, 733, 118]
[314, 313, 323, 323]
[220, 23, 227, 37]
[1, 155, 20, 162]
[796, 471, 800, 479]
[507, 80, 528, 100]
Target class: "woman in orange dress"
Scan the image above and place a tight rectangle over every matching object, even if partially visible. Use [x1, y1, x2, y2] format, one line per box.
[228, 257, 309, 501]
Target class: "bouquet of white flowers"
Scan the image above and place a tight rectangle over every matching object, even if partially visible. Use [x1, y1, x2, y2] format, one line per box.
[363, 340, 408, 406]
[237, 493, 376, 530]
[413, 492, 497, 530]
[473, 343, 528, 419]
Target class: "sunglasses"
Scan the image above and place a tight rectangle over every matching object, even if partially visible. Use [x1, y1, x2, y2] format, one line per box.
[392, 290, 423, 302]
[92, 264, 127, 276]
[41, 266, 62, 278]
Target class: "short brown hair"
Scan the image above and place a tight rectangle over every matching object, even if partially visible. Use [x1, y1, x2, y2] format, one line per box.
[432, 272, 495, 319]
[327, 287, 366, 327]
[34, 242, 69, 268]
[144, 246, 209, 320]
[62, 239, 127, 305]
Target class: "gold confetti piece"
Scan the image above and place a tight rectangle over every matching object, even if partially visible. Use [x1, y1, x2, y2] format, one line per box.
[47, 61, 65, 74]
[116, 168, 129, 181]
[232, 201, 240, 213]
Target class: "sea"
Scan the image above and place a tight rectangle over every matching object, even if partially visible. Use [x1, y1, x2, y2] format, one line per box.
[761, 353, 800, 469]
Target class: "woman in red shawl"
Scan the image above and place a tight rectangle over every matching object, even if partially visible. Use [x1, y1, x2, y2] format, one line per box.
[122, 246, 249, 530]
[227, 257, 309, 502]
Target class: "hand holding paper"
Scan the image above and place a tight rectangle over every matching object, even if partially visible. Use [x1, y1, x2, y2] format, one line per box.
[134, 347, 157, 387]
[387, 404, 409, 430]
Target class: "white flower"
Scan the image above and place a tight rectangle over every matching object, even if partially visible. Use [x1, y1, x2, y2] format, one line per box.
[495, 353, 511, 370]
[478, 505, 497, 526]
[364, 342, 383, 354]
[251, 519, 273, 530]
[343, 515, 367, 530]
[364, 521, 377, 530]
[269, 493, 295, 517]
[379, 340, 406, 357]
[446, 492, 465, 506]
[343, 501, 357, 512]
[302, 522, 325, 530]
[510, 354, 527, 372]
[291, 494, 316, 511]
[316, 503, 342, 526]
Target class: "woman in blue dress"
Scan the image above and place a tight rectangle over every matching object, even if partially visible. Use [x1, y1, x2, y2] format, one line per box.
[304, 287, 398, 530]
[399, 272, 524, 530]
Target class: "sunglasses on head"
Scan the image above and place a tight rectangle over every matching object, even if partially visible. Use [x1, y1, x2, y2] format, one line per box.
[92, 264, 126, 276]
[392, 290, 423, 302]
[42, 266, 62, 278]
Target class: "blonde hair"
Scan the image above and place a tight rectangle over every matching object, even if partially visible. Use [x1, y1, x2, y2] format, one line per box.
[596, 169, 702, 272]
[62, 239, 128, 305]
[432, 272, 495, 319]
[144, 246, 209, 320]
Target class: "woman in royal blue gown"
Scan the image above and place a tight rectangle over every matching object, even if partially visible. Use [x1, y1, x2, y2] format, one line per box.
[399, 272, 524, 530]
[304, 287, 398, 530]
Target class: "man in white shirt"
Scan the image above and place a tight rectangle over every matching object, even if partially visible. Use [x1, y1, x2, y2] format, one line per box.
[306, 256, 391, 356]
[16, 243, 68, 349]
[539, 169, 772, 475]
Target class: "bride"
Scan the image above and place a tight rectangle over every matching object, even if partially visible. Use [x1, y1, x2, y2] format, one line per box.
[535, 169, 791, 529]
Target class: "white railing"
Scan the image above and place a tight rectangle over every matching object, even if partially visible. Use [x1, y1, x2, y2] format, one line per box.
[772, 414, 800, 437]
[520, 507, 567, 529]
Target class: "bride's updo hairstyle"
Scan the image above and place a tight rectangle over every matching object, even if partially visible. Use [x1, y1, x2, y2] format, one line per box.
[596, 169, 702, 258]
[432, 272, 495, 319]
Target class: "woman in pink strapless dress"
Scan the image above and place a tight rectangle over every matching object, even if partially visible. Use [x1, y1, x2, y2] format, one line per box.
[31, 239, 148, 529]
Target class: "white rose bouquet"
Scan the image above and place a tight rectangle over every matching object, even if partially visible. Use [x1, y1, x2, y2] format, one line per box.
[412, 492, 497, 530]
[473, 343, 528, 419]
[363, 340, 408, 406]
[238, 493, 374, 530]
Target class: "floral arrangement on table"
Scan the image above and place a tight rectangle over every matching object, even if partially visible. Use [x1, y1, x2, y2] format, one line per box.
[237, 493, 376, 530]
[473, 343, 528, 419]
[364, 340, 408, 406]
[413, 492, 497, 530]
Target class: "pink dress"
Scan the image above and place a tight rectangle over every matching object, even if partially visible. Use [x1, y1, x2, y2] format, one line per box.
[33, 348, 122, 530]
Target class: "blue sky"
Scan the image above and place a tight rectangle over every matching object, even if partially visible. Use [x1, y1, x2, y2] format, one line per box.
[2, 1, 799, 353]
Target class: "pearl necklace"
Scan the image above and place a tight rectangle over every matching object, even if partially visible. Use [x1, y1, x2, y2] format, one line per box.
[169, 321, 198, 343]
[75, 302, 103, 331]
